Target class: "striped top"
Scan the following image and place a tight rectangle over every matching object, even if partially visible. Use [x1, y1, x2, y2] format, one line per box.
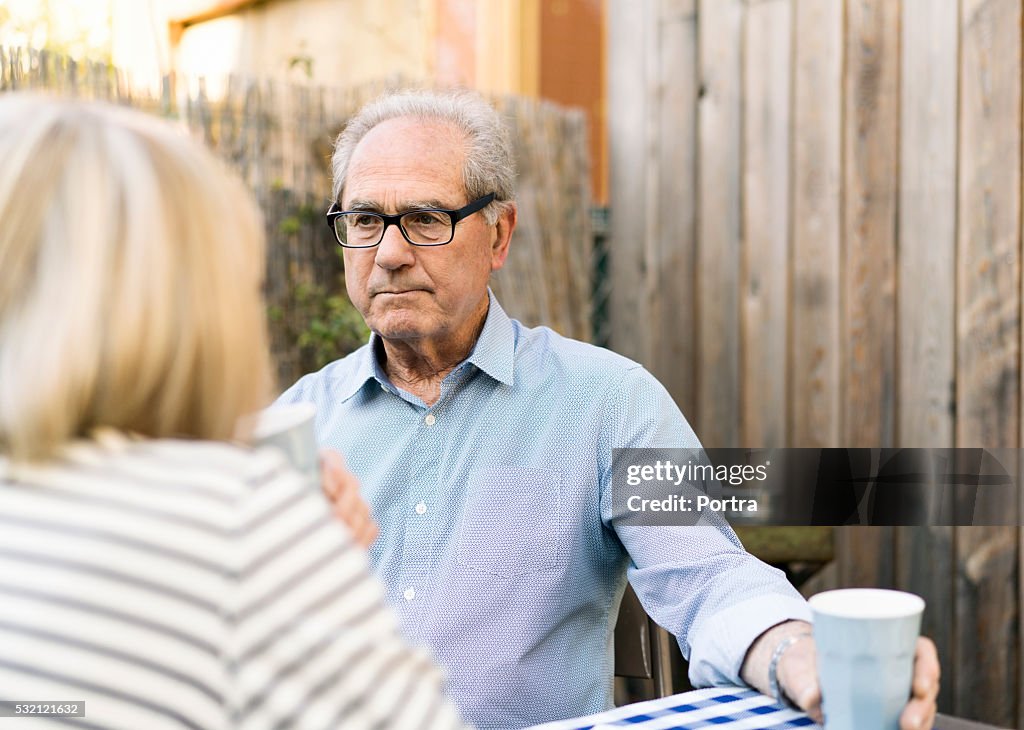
[0, 430, 467, 730]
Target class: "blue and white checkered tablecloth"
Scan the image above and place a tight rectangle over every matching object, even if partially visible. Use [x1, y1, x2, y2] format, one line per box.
[527, 687, 823, 730]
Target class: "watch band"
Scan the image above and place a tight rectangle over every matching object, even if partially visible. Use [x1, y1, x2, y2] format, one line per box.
[767, 631, 814, 709]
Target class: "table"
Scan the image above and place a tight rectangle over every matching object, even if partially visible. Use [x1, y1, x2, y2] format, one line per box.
[526, 687, 1008, 730]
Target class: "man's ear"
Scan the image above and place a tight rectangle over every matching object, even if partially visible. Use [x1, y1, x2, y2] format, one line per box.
[490, 202, 517, 272]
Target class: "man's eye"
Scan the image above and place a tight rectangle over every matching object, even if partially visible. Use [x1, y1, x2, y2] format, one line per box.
[410, 212, 445, 225]
[353, 215, 380, 227]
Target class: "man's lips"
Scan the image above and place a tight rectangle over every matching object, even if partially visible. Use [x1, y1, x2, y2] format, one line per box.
[371, 288, 430, 296]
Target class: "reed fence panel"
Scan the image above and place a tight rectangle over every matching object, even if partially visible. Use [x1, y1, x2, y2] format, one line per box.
[1, 47, 592, 386]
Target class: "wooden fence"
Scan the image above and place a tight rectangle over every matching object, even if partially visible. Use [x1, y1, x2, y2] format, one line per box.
[609, 0, 1022, 726]
[0, 46, 592, 386]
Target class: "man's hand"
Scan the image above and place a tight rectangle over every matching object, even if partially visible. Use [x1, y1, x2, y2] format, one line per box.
[320, 449, 379, 549]
[743, 621, 940, 729]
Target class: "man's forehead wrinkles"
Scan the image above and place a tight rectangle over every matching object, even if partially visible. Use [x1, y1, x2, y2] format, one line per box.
[343, 169, 467, 210]
[345, 197, 457, 212]
[345, 159, 461, 186]
[348, 126, 465, 168]
[342, 123, 468, 210]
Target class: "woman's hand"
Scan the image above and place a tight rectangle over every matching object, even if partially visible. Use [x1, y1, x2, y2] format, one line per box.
[320, 449, 379, 549]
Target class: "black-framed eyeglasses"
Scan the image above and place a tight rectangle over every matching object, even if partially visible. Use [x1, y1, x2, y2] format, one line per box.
[326, 193, 496, 248]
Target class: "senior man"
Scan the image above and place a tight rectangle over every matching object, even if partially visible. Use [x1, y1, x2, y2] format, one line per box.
[278, 89, 939, 729]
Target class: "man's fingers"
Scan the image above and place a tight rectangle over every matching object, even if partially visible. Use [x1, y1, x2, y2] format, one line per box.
[899, 638, 939, 730]
[912, 637, 941, 699]
[791, 682, 821, 711]
[900, 696, 937, 730]
[777, 642, 821, 719]
[785, 675, 822, 724]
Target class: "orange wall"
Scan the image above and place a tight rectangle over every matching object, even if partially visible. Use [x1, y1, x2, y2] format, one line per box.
[428, 0, 606, 203]
[539, 0, 606, 203]
[434, 0, 476, 88]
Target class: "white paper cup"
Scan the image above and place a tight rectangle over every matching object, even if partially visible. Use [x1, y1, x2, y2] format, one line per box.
[247, 403, 318, 479]
[809, 588, 924, 730]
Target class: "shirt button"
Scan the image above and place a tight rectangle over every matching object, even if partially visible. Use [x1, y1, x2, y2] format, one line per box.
[404, 587, 416, 601]
[424, 414, 436, 426]
[415, 501, 427, 515]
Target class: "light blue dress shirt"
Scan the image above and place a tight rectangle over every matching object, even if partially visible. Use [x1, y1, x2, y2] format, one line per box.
[277, 291, 812, 729]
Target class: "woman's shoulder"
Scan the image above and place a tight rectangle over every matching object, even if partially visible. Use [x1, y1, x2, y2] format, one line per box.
[121, 435, 288, 484]
[2, 430, 296, 504]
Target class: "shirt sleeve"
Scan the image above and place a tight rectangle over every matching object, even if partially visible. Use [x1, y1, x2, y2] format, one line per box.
[226, 452, 469, 730]
[275, 372, 312, 406]
[597, 366, 812, 688]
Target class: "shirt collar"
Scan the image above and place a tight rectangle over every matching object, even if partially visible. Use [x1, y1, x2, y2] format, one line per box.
[335, 288, 515, 402]
[465, 289, 516, 387]
[333, 338, 379, 403]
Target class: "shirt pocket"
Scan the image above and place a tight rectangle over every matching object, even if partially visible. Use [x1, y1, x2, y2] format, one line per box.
[456, 467, 563, 579]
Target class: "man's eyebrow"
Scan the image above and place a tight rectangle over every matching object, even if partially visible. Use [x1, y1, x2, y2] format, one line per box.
[404, 199, 454, 210]
[343, 199, 383, 212]
[343, 198, 456, 212]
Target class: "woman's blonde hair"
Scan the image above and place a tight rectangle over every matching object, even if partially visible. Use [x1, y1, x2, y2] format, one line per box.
[0, 94, 273, 461]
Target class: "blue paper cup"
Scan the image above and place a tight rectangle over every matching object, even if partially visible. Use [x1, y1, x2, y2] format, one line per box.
[809, 588, 924, 730]
[247, 403, 318, 480]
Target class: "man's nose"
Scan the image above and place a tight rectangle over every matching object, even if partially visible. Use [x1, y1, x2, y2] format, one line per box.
[374, 221, 415, 270]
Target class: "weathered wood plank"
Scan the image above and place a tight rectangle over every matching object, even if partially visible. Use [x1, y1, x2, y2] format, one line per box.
[837, 0, 900, 592]
[607, 0, 653, 365]
[696, 0, 742, 448]
[741, 0, 790, 448]
[781, 0, 842, 628]
[842, 0, 899, 448]
[836, 527, 896, 589]
[898, 1, 957, 447]
[790, 0, 841, 449]
[956, 0, 1021, 724]
[896, 0, 958, 716]
[649, 0, 697, 417]
[799, 560, 839, 599]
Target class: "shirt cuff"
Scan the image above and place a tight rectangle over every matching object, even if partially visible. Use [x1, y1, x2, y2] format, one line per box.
[687, 593, 813, 688]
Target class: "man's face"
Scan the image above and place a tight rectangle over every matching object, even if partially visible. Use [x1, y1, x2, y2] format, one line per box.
[341, 117, 506, 346]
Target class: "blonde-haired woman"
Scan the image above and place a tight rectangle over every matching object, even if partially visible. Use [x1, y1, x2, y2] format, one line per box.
[0, 94, 466, 730]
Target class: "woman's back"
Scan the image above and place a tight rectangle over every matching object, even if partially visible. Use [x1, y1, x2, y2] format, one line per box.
[0, 434, 461, 729]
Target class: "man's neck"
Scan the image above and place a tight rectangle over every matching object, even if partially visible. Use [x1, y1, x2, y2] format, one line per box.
[379, 301, 489, 406]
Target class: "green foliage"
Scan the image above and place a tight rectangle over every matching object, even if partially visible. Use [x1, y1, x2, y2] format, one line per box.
[291, 282, 369, 370]
[287, 41, 314, 80]
[278, 216, 301, 235]
[288, 54, 314, 80]
[296, 203, 318, 223]
[264, 184, 365, 379]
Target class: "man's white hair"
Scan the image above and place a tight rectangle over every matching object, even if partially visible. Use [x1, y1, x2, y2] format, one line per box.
[331, 89, 516, 225]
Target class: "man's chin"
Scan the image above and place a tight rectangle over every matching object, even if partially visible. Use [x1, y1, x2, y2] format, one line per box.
[369, 316, 433, 342]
